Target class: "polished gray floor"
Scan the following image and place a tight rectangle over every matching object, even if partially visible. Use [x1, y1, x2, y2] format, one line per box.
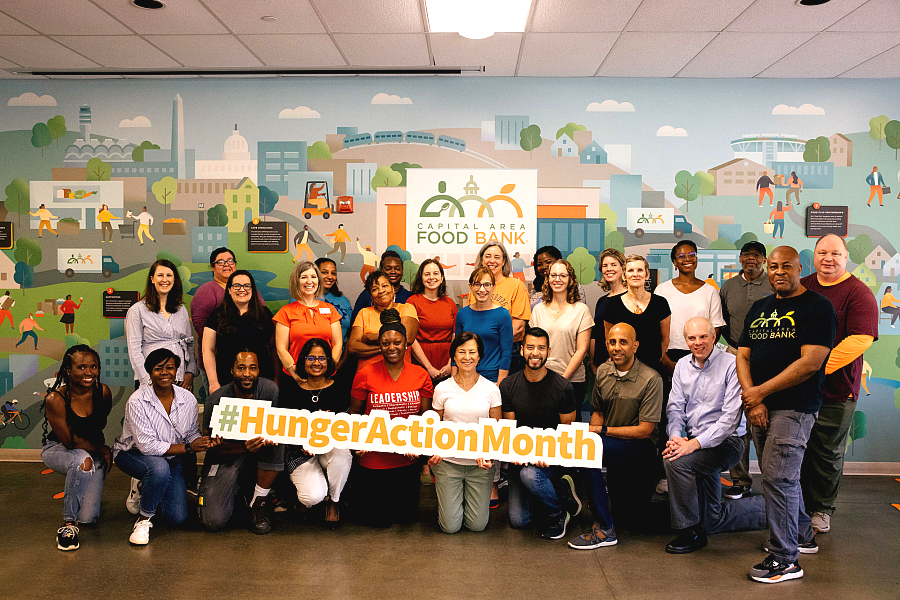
[2, 462, 898, 599]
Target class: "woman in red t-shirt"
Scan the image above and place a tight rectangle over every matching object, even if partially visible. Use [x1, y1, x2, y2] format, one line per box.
[408, 259, 457, 384]
[349, 309, 433, 528]
[274, 261, 342, 398]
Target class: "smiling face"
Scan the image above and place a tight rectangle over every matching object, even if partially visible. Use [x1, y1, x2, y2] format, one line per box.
[370, 275, 394, 308]
[298, 267, 320, 299]
[684, 318, 714, 362]
[67, 351, 99, 389]
[152, 265, 175, 297]
[379, 330, 407, 365]
[318, 261, 337, 292]
[522, 334, 549, 371]
[601, 256, 624, 287]
[232, 351, 259, 394]
[454, 339, 481, 373]
[211, 251, 236, 284]
[739, 249, 765, 280]
[481, 246, 505, 277]
[421, 262, 443, 292]
[548, 262, 570, 296]
[624, 260, 648, 289]
[149, 357, 178, 390]
[606, 324, 638, 369]
[304, 345, 329, 379]
[813, 235, 848, 280]
[381, 257, 404, 286]
[535, 252, 557, 279]
[228, 274, 253, 306]
[672, 244, 697, 276]
[470, 274, 494, 304]
[767, 248, 803, 297]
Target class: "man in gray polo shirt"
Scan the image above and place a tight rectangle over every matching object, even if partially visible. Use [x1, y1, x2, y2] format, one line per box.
[719, 241, 773, 499]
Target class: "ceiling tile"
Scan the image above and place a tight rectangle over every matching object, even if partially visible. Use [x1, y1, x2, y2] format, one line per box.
[758, 32, 899, 78]
[626, 0, 754, 32]
[0, 35, 99, 68]
[598, 31, 717, 77]
[53, 35, 181, 68]
[518, 32, 618, 76]
[0, 68, 45, 78]
[431, 32, 521, 76]
[91, 0, 228, 35]
[333, 33, 428, 66]
[727, 0, 867, 33]
[1, 0, 130, 35]
[0, 56, 20, 69]
[0, 10, 37, 34]
[239, 34, 345, 67]
[677, 31, 816, 77]
[530, 0, 641, 32]
[144, 35, 263, 68]
[317, 0, 423, 34]
[828, 0, 900, 32]
[838, 43, 900, 77]
[202, 0, 325, 34]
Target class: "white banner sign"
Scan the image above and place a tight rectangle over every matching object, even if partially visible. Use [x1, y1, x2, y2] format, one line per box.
[210, 400, 602, 468]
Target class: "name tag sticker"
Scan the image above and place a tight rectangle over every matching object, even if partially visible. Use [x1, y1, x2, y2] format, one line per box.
[319, 308, 331, 314]
[208, 464, 219, 477]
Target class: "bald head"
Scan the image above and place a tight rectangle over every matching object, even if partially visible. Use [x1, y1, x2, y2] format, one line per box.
[606, 323, 639, 370]
[767, 245, 803, 298]
[814, 234, 848, 282]
[608, 323, 636, 344]
[684, 317, 715, 362]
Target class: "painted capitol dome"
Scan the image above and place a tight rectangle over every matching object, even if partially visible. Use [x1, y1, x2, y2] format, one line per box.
[222, 124, 250, 160]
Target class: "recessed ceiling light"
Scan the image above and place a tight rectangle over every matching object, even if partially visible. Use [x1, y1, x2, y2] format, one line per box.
[261, 15, 277, 21]
[426, 0, 532, 40]
[133, 0, 165, 9]
[795, 0, 832, 5]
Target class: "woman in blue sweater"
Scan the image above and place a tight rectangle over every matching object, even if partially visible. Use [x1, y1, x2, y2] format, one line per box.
[454, 266, 513, 384]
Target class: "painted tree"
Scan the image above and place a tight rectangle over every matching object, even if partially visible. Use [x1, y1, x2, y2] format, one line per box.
[131, 140, 160, 162]
[597, 203, 617, 234]
[884, 120, 900, 160]
[566, 247, 598, 285]
[708, 237, 736, 250]
[847, 234, 873, 264]
[47, 115, 67, 147]
[694, 170, 714, 205]
[86, 157, 111, 181]
[257, 186, 279, 220]
[605, 230, 625, 253]
[674, 170, 701, 211]
[391, 162, 422, 186]
[370, 166, 402, 191]
[870, 115, 889, 149]
[13, 238, 41, 293]
[520, 125, 542, 159]
[385, 244, 412, 263]
[156, 250, 182, 267]
[799, 248, 815, 277]
[307, 141, 332, 160]
[555, 122, 586, 140]
[13, 262, 34, 291]
[4, 178, 30, 228]
[402, 260, 419, 286]
[31, 122, 51, 157]
[207, 204, 229, 227]
[803, 136, 832, 162]
[152, 176, 177, 215]
[178, 265, 193, 292]
[735, 231, 758, 250]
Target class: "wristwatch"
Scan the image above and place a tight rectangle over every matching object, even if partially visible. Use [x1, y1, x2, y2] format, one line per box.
[600, 425, 608, 437]
[184, 443, 192, 454]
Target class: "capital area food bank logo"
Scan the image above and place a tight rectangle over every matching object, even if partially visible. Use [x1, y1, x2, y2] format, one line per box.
[418, 175, 523, 219]
[748, 309, 797, 339]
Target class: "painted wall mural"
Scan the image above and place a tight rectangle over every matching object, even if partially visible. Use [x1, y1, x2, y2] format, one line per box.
[0, 78, 898, 462]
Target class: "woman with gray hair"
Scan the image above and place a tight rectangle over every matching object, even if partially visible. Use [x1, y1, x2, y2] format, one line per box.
[469, 241, 531, 343]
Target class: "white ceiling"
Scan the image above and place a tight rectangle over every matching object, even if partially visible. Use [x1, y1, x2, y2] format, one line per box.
[1, 0, 899, 78]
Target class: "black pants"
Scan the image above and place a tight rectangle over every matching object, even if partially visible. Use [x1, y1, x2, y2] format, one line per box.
[353, 463, 420, 528]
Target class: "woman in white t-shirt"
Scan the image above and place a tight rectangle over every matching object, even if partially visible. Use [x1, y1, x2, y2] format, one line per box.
[653, 241, 725, 364]
[529, 260, 594, 416]
[429, 332, 501, 534]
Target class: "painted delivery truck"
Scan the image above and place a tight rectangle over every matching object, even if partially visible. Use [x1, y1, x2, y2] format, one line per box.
[58, 249, 120, 278]
[626, 208, 692, 238]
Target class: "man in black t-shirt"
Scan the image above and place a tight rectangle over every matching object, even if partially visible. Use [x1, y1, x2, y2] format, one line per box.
[737, 247, 836, 584]
[501, 327, 578, 541]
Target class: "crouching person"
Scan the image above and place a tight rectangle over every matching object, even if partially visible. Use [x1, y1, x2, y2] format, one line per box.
[199, 350, 284, 534]
[663, 318, 766, 554]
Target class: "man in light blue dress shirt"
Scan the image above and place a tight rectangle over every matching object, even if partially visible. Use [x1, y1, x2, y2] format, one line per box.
[663, 317, 766, 554]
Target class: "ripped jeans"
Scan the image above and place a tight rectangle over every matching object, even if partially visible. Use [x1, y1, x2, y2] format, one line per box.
[42, 441, 107, 524]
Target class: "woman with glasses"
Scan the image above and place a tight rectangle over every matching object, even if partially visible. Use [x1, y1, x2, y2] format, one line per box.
[530, 245, 588, 309]
[529, 260, 594, 410]
[281, 338, 351, 528]
[455, 267, 513, 384]
[470, 242, 530, 343]
[190, 248, 243, 372]
[202, 270, 275, 394]
[348, 270, 419, 369]
[653, 241, 725, 366]
[408, 259, 457, 384]
[273, 261, 343, 400]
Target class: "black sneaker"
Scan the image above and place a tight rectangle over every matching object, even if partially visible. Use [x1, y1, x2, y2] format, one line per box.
[57, 523, 80, 551]
[748, 555, 804, 583]
[249, 499, 272, 535]
[541, 512, 570, 540]
[762, 537, 819, 555]
[559, 474, 583, 518]
[724, 483, 748, 500]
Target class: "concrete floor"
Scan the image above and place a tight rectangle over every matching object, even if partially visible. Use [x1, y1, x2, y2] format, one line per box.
[2, 462, 899, 600]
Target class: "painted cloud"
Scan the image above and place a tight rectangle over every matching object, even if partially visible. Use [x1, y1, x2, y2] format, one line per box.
[279, 106, 322, 119]
[372, 93, 412, 105]
[657, 125, 687, 137]
[119, 116, 152, 128]
[7, 92, 57, 107]
[772, 103, 825, 116]
[587, 100, 634, 112]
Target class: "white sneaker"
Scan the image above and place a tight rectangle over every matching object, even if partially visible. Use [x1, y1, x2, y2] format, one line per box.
[126, 478, 141, 515]
[811, 511, 831, 533]
[129, 519, 152, 545]
[655, 478, 669, 494]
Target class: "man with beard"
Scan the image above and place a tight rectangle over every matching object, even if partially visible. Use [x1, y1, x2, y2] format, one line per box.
[199, 350, 284, 534]
[501, 327, 579, 541]
[568, 323, 661, 550]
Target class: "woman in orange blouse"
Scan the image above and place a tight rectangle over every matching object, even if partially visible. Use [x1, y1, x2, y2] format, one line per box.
[348, 270, 418, 368]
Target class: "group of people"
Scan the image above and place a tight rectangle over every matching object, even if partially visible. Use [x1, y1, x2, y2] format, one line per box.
[38, 234, 877, 584]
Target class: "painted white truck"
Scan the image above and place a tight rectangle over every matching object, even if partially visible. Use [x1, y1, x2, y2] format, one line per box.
[58, 249, 120, 278]
[626, 208, 692, 238]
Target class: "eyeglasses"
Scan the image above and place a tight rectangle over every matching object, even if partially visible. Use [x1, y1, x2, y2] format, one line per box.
[214, 259, 236, 267]
[740, 252, 764, 259]
[305, 355, 328, 363]
[548, 273, 569, 279]
[471, 282, 494, 289]
[229, 283, 252, 291]
[676, 252, 697, 260]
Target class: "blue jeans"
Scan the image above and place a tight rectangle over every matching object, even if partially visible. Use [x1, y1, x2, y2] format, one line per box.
[772, 219, 785, 238]
[665, 435, 766, 532]
[16, 330, 37, 348]
[114, 449, 189, 523]
[42, 441, 106, 524]
[580, 467, 614, 530]
[507, 464, 564, 528]
[752, 409, 816, 563]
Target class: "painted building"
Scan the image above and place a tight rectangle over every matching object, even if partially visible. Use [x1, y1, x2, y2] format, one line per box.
[829, 133, 853, 167]
[29, 180, 124, 231]
[551, 134, 578, 158]
[192, 226, 229, 263]
[0, 251, 20, 289]
[172, 179, 241, 211]
[194, 124, 257, 180]
[882, 253, 900, 278]
[537, 218, 605, 255]
[866, 245, 889, 271]
[346, 162, 377, 201]
[609, 174, 642, 218]
[224, 177, 259, 233]
[494, 115, 529, 150]
[580, 141, 607, 165]
[769, 161, 834, 189]
[64, 104, 137, 165]
[572, 130, 593, 153]
[98, 339, 134, 387]
[708, 158, 770, 196]
[257, 141, 307, 196]
[731, 134, 806, 166]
